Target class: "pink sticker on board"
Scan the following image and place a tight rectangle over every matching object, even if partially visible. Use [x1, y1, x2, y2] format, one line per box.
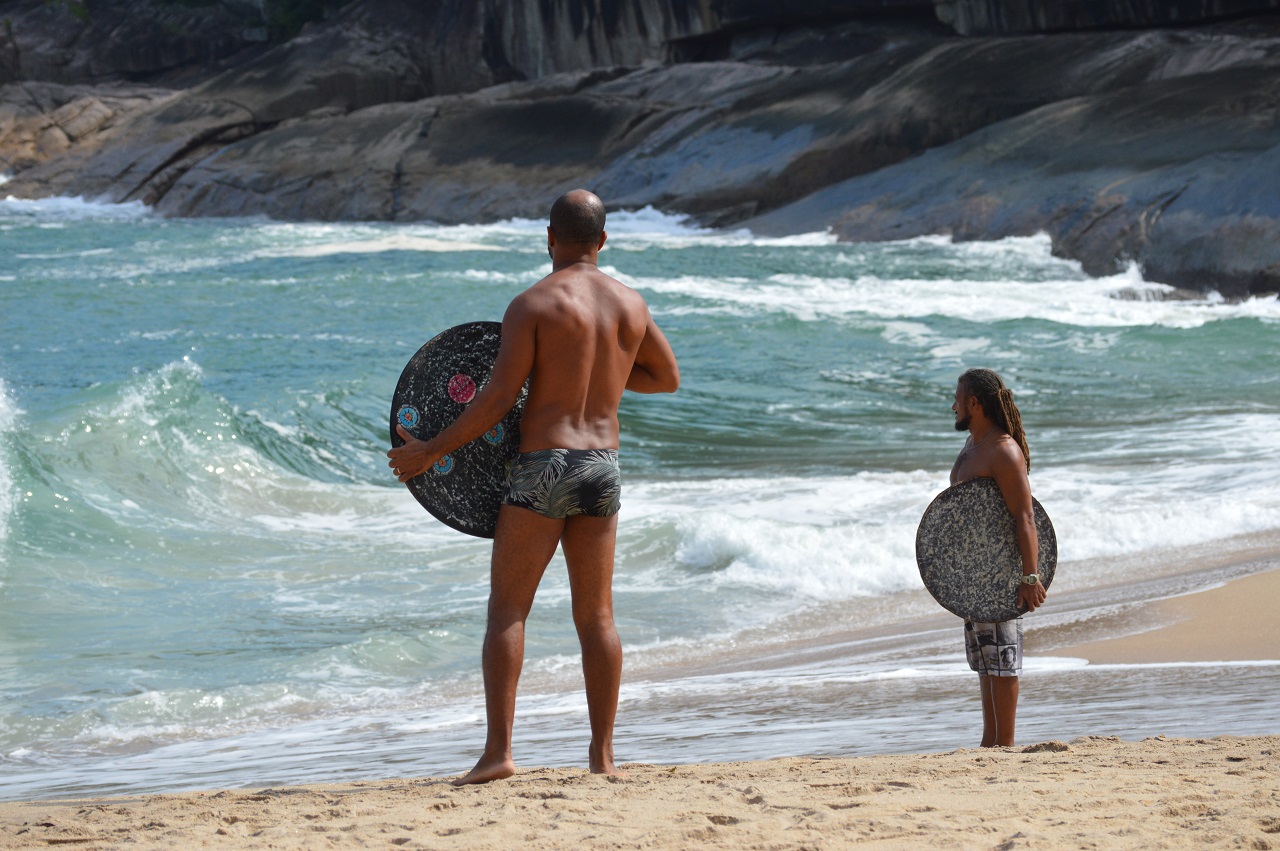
[447, 373, 477, 404]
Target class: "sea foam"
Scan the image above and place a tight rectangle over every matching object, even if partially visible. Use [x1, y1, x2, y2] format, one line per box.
[0, 379, 18, 547]
[628, 263, 1280, 328]
[0, 194, 150, 222]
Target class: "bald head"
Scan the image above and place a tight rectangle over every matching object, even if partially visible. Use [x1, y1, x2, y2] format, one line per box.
[549, 190, 606, 246]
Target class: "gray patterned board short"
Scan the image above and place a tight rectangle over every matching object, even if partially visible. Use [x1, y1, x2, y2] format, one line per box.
[502, 448, 622, 519]
[964, 617, 1023, 677]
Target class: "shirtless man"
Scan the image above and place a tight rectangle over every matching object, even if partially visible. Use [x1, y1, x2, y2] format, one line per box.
[949, 368, 1046, 748]
[386, 189, 680, 785]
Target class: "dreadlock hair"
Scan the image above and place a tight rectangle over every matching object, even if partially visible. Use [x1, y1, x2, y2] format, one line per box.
[958, 368, 1031, 472]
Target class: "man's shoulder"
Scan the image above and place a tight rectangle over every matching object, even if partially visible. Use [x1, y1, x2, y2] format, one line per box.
[524, 268, 643, 308]
[986, 436, 1030, 481]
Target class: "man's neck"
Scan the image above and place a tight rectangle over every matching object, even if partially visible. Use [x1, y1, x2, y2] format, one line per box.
[968, 420, 1002, 445]
[552, 257, 597, 271]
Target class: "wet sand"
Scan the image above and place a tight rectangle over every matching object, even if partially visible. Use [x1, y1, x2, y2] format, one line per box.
[1049, 567, 1280, 664]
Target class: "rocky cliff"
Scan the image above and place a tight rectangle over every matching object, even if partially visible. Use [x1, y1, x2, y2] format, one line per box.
[3, 0, 1280, 296]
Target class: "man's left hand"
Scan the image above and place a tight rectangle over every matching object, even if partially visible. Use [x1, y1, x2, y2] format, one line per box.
[387, 424, 437, 483]
[1018, 581, 1046, 613]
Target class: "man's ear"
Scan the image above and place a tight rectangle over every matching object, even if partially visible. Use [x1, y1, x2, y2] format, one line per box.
[597, 230, 608, 251]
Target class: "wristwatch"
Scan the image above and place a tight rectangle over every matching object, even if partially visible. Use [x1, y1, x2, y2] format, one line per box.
[1021, 573, 1040, 586]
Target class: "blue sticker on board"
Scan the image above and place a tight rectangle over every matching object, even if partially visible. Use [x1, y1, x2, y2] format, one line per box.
[483, 424, 504, 445]
[397, 406, 420, 430]
[433, 455, 454, 475]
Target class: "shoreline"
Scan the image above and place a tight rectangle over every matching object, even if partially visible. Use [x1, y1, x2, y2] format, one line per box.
[1047, 568, 1280, 664]
[1029, 528, 1280, 665]
[2, 735, 1275, 849]
[4, 533, 1278, 806]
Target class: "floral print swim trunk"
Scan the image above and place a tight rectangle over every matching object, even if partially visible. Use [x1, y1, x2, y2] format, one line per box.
[502, 448, 621, 519]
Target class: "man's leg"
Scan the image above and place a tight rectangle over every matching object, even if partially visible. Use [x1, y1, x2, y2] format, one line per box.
[987, 674, 1019, 747]
[560, 513, 624, 776]
[979, 674, 1019, 747]
[453, 505, 564, 786]
[978, 675, 997, 747]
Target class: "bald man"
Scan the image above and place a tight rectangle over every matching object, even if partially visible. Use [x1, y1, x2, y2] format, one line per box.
[388, 189, 680, 784]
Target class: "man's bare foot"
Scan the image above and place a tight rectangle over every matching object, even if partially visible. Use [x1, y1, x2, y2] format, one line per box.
[589, 743, 627, 777]
[452, 754, 515, 787]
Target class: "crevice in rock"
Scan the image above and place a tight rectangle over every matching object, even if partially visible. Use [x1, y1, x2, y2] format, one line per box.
[121, 118, 267, 204]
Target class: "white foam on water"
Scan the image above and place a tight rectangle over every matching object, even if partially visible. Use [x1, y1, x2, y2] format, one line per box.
[597, 207, 837, 249]
[254, 232, 503, 258]
[628, 234, 1280, 327]
[346, 206, 839, 252]
[0, 194, 150, 221]
[1068, 659, 1280, 671]
[637, 269, 1280, 327]
[619, 413, 1280, 606]
[0, 378, 18, 548]
[624, 472, 939, 601]
[621, 474, 925, 606]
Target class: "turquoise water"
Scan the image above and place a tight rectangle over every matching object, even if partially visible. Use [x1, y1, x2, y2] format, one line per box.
[1, 197, 1279, 800]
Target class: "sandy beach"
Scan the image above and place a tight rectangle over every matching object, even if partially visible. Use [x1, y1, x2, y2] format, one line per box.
[3, 565, 1278, 849]
[2, 735, 1275, 849]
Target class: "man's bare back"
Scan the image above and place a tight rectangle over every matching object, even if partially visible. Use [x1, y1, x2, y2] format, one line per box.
[387, 200, 677, 476]
[498, 264, 650, 452]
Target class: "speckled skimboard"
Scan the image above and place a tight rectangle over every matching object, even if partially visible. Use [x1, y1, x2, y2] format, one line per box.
[390, 321, 527, 538]
[915, 477, 1057, 622]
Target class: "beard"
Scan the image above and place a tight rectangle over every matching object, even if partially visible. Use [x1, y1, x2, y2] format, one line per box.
[954, 414, 971, 432]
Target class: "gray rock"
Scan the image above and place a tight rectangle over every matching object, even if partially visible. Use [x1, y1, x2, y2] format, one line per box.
[937, 0, 1280, 35]
[745, 31, 1280, 297]
[5, 2, 1280, 295]
[0, 0, 272, 86]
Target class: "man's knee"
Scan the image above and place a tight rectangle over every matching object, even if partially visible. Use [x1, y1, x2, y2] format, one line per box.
[572, 604, 616, 636]
[487, 598, 533, 630]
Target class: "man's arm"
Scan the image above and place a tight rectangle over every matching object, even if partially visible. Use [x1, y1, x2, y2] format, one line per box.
[387, 300, 535, 483]
[991, 443, 1046, 613]
[626, 310, 680, 394]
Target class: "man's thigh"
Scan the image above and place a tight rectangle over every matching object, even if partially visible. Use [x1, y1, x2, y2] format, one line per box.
[560, 514, 619, 612]
[489, 505, 564, 614]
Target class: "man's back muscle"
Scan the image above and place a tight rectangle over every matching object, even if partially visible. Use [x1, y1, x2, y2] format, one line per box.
[513, 265, 647, 452]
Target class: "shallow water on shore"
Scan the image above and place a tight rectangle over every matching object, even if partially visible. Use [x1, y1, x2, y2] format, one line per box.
[1, 198, 1278, 800]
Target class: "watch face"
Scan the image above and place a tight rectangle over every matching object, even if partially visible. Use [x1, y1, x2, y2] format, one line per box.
[1023, 574, 1039, 585]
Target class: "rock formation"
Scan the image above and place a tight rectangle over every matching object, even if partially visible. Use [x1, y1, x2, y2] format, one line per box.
[3, 0, 1280, 295]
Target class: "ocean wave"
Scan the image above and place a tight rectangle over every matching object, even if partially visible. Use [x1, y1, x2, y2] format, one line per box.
[0, 378, 19, 548]
[0, 676, 456, 758]
[6, 360, 436, 554]
[0, 194, 150, 223]
[629, 263, 1280, 328]
[339, 206, 837, 252]
[620, 417, 1280, 603]
[252, 230, 504, 258]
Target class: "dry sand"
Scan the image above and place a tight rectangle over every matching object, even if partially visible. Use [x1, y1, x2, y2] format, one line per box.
[2, 736, 1276, 849]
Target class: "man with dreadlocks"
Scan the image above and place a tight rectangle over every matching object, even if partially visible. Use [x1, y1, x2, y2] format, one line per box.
[950, 367, 1045, 747]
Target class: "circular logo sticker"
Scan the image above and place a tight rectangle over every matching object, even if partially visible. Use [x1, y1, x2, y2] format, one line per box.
[432, 455, 454, 475]
[448, 374, 477, 404]
[483, 424, 504, 445]
[397, 405, 420, 430]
